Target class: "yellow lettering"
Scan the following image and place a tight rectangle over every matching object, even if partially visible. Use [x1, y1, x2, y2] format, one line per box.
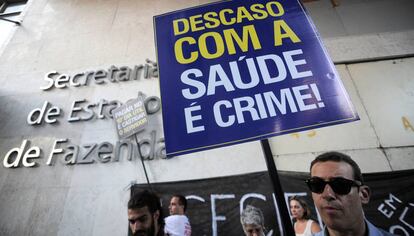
[236, 6, 254, 23]
[219, 9, 235, 26]
[224, 25, 262, 55]
[266, 1, 284, 17]
[250, 4, 268, 20]
[173, 18, 189, 36]
[172, 2, 286, 35]
[189, 14, 205, 32]
[204, 12, 220, 29]
[199, 32, 225, 59]
[402, 116, 414, 131]
[174, 37, 198, 64]
[273, 20, 301, 46]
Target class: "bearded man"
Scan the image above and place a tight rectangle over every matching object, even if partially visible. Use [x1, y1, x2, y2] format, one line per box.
[128, 190, 164, 236]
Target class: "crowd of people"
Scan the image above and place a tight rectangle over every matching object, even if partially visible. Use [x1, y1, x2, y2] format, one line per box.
[127, 192, 191, 236]
[127, 152, 395, 236]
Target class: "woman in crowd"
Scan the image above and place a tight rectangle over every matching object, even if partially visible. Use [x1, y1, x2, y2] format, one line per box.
[289, 196, 321, 236]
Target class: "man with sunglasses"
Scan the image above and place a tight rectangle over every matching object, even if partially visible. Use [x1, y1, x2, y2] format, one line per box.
[306, 152, 394, 236]
[128, 190, 165, 236]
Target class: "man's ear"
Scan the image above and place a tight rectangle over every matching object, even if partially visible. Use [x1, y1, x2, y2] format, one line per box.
[359, 185, 371, 204]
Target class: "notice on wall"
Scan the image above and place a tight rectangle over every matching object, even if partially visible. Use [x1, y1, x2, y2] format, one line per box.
[112, 98, 148, 139]
[154, 0, 359, 157]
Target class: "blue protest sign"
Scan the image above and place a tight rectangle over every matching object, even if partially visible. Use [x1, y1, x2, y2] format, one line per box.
[154, 0, 359, 157]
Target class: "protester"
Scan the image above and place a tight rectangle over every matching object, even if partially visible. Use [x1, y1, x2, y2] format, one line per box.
[306, 151, 394, 236]
[128, 190, 164, 236]
[289, 195, 321, 236]
[240, 205, 266, 236]
[164, 194, 191, 236]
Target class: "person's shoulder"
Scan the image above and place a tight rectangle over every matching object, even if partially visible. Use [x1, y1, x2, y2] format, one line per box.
[165, 215, 189, 224]
[366, 220, 396, 236]
[165, 215, 179, 222]
[311, 224, 325, 236]
[370, 226, 396, 236]
[312, 231, 324, 236]
[309, 219, 321, 232]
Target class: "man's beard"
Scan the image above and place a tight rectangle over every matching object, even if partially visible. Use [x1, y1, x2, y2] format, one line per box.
[132, 220, 156, 236]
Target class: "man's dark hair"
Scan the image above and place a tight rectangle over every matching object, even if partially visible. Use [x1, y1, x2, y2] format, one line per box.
[310, 151, 364, 183]
[172, 194, 187, 212]
[128, 190, 164, 225]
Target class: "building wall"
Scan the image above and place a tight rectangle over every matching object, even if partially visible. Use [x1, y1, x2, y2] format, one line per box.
[0, 0, 413, 235]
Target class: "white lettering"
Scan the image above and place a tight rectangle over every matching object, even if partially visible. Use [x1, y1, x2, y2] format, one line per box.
[181, 69, 206, 99]
[399, 203, 414, 230]
[257, 54, 287, 84]
[263, 89, 297, 116]
[47, 139, 68, 166]
[230, 57, 259, 89]
[283, 49, 312, 79]
[207, 64, 235, 96]
[292, 84, 317, 111]
[233, 96, 260, 124]
[240, 193, 266, 216]
[211, 194, 235, 236]
[389, 225, 410, 236]
[40, 71, 58, 90]
[3, 140, 28, 168]
[22, 146, 40, 167]
[213, 100, 235, 127]
[184, 105, 205, 133]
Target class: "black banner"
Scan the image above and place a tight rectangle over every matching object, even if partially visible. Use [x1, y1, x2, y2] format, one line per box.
[132, 169, 414, 236]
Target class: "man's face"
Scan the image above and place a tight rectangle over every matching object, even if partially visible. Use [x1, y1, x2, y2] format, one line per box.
[128, 206, 159, 236]
[169, 196, 183, 215]
[310, 161, 368, 232]
[243, 224, 265, 236]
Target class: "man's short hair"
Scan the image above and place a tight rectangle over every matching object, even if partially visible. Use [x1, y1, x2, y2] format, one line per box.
[241, 205, 264, 227]
[310, 151, 364, 183]
[172, 194, 187, 212]
[128, 190, 164, 225]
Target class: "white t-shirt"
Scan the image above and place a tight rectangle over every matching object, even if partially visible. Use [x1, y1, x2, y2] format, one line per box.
[164, 215, 192, 236]
[295, 219, 314, 236]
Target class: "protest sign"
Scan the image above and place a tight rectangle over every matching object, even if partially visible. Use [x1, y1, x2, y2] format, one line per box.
[112, 98, 148, 139]
[154, 0, 359, 156]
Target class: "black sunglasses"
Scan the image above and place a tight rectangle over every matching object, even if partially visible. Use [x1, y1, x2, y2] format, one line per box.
[305, 177, 362, 195]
